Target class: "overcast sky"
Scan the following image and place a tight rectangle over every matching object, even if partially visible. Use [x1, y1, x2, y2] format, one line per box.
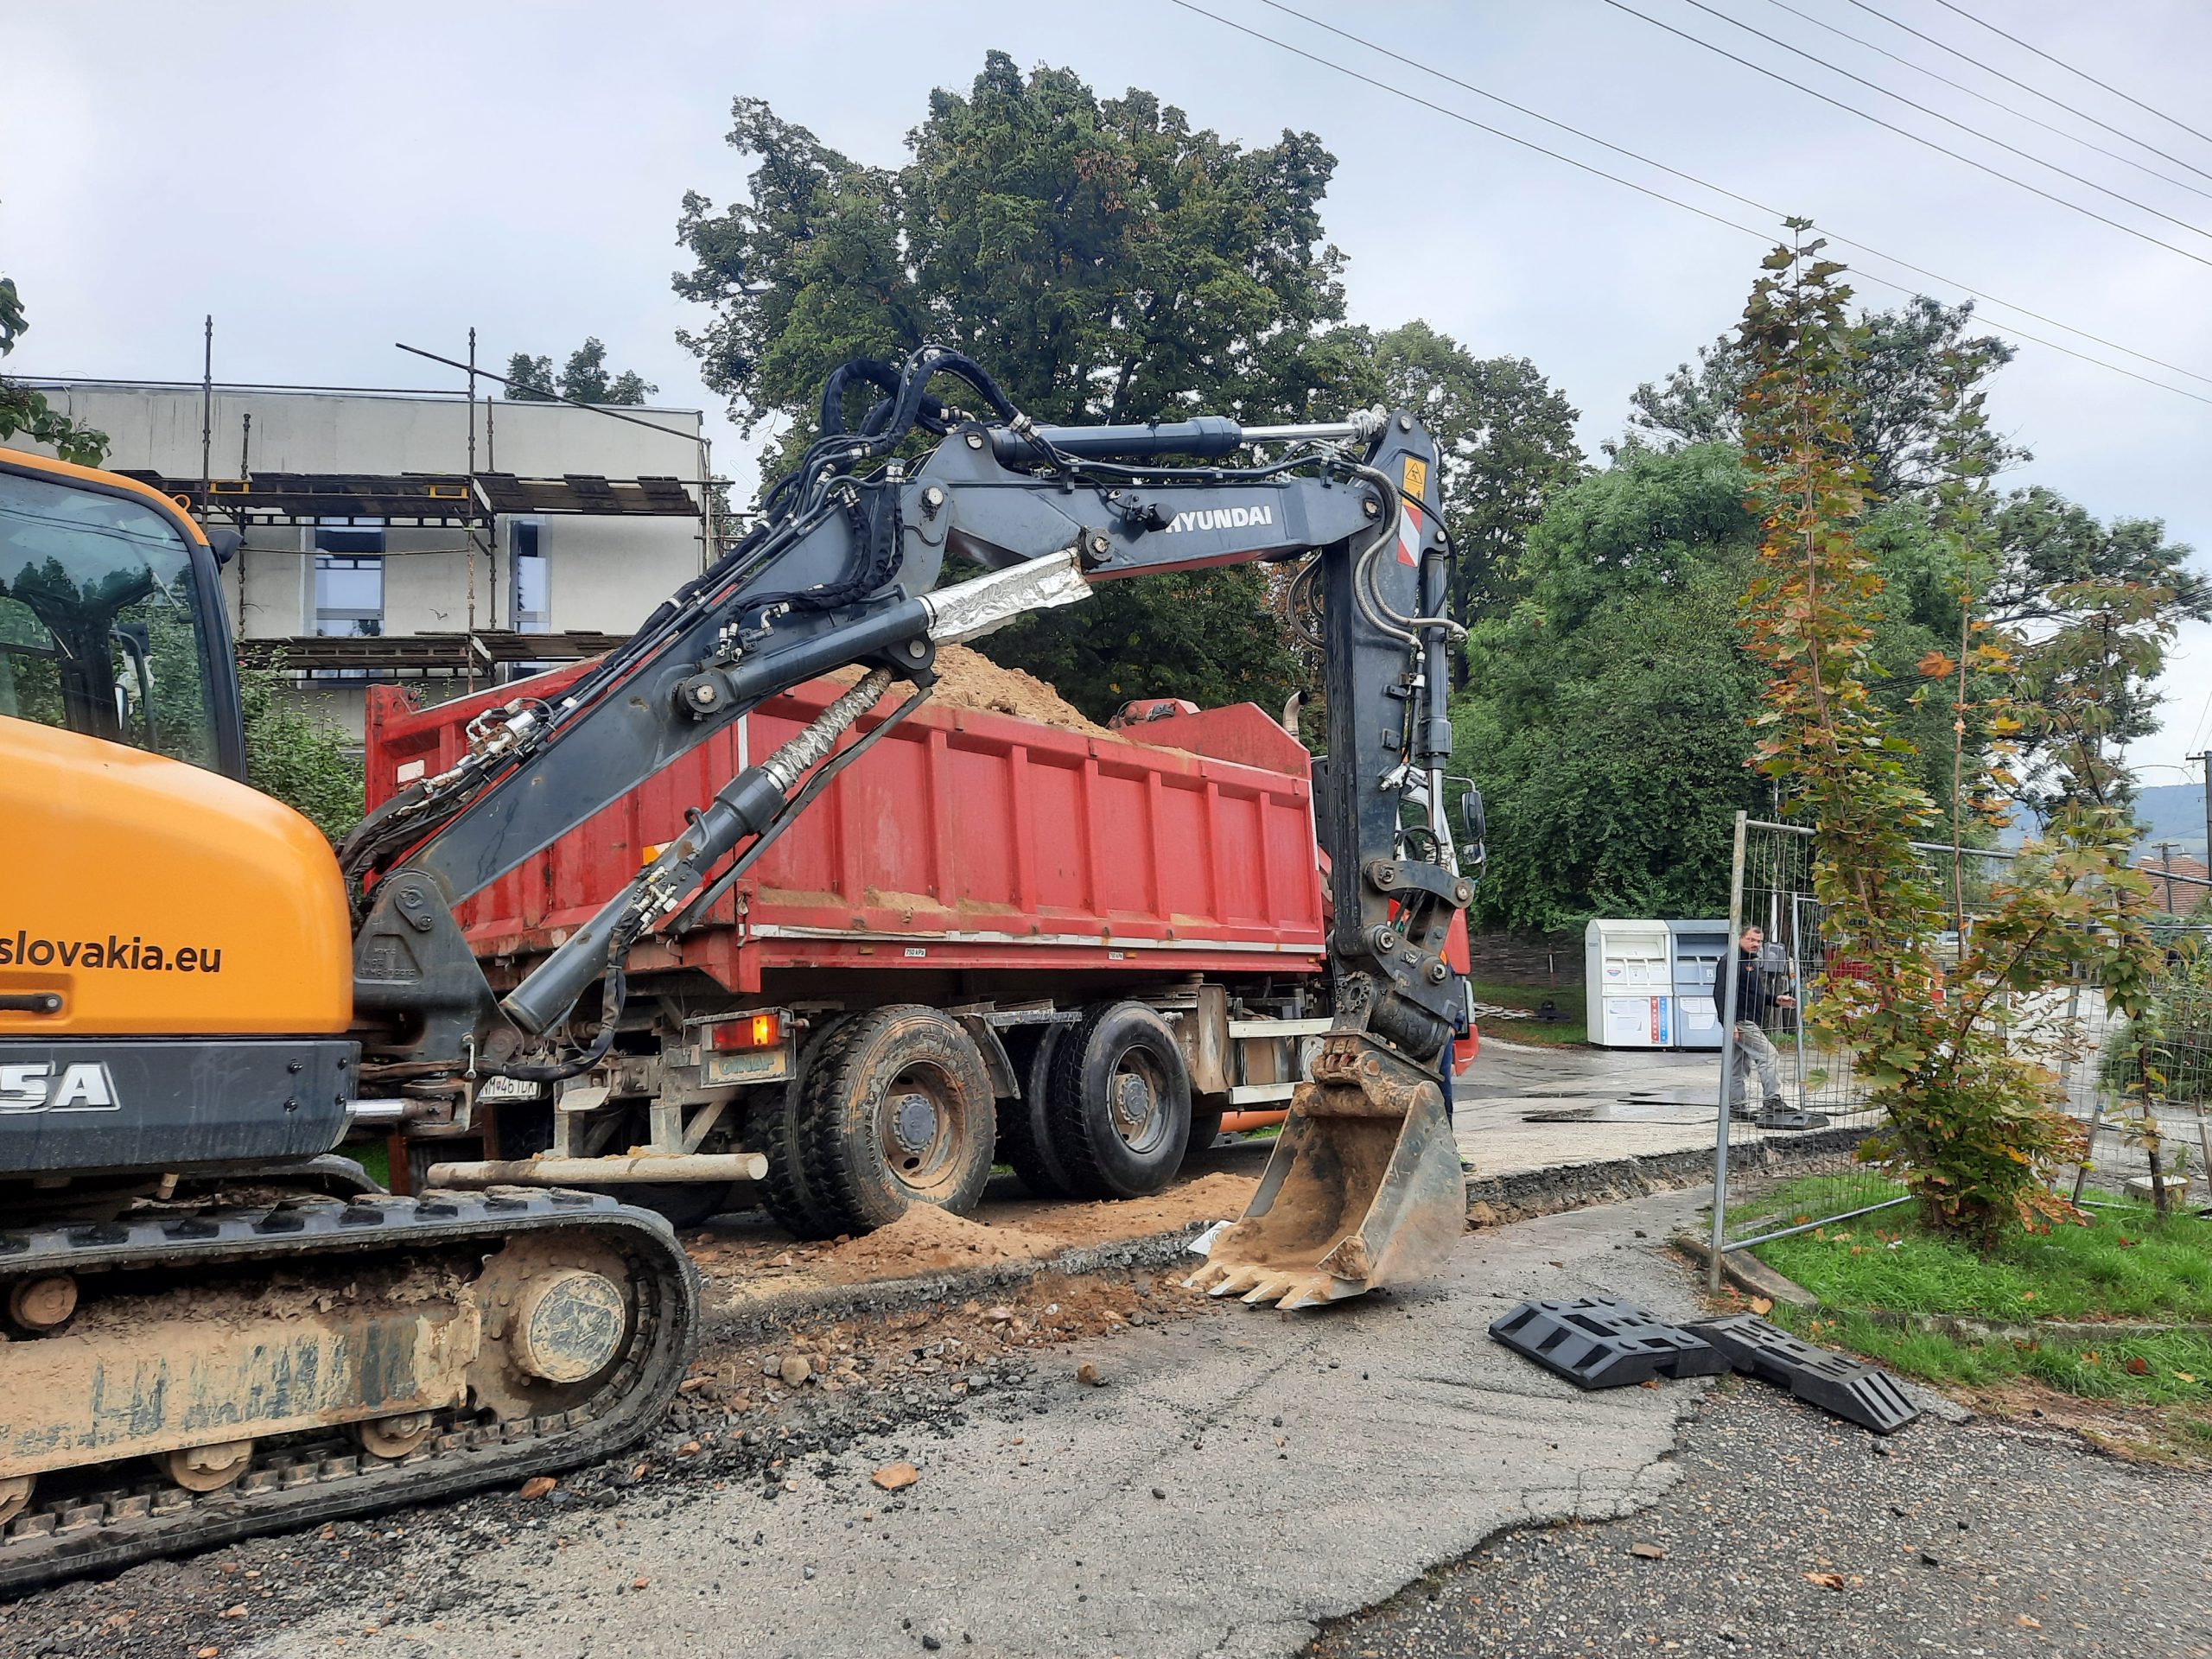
[9, 1, 2209, 782]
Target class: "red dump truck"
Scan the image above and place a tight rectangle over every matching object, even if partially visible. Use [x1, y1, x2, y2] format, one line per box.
[363, 658, 1471, 1231]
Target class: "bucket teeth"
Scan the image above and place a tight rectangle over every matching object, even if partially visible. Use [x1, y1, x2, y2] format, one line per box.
[1182, 1262, 1359, 1310]
[1179, 1035, 1465, 1312]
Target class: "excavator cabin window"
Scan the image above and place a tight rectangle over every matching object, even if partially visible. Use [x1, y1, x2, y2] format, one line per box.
[0, 466, 223, 772]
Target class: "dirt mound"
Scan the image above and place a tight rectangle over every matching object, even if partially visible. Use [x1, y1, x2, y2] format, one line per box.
[817, 1201, 1065, 1281]
[1009, 1171, 1261, 1246]
[827, 643, 1112, 738]
[929, 645, 1113, 737]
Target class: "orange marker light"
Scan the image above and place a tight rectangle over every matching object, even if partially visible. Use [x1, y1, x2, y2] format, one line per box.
[710, 1011, 785, 1052]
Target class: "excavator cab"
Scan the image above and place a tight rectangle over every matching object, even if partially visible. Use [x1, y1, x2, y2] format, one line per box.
[0, 454, 245, 778]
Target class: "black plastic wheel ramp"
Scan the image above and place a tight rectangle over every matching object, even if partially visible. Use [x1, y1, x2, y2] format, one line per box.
[1694, 1313, 1921, 1434]
[1489, 1297, 1732, 1389]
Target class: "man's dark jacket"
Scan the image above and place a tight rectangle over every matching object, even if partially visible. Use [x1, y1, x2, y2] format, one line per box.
[1711, 945, 1776, 1027]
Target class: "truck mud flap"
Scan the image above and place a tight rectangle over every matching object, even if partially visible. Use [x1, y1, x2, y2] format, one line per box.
[1694, 1314, 1922, 1433]
[1490, 1297, 1731, 1389]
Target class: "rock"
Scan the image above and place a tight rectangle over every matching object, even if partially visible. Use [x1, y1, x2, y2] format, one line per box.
[519, 1477, 557, 1500]
[803, 1564, 817, 1580]
[872, 1461, 922, 1492]
[1077, 1362, 1103, 1387]
[923, 1638, 943, 1651]
[779, 1354, 813, 1389]
[1466, 1201, 1500, 1227]
[1151, 1487, 1166, 1500]
[1920, 1550, 1942, 1567]
[1630, 1542, 1667, 1560]
[631, 1576, 650, 1590]
[986, 1306, 1015, 1322]
[762, 1354, 783, 1377]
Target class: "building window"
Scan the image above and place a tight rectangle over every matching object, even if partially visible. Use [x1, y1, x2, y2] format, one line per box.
[314, 521, 385, 637]
[512, 519, 550, 633]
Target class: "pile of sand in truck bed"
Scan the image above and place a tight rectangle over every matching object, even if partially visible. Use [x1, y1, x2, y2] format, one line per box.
[826, 644, 1113, 739]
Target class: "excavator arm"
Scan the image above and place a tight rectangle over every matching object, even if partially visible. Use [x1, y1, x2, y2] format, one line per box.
[346, 346, 1472, 1306]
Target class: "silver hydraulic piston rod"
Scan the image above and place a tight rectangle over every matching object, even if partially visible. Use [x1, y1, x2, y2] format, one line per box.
[500, 668, 897, 1034]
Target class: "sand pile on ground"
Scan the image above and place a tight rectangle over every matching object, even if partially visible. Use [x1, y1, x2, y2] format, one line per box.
[1015, 1171, 1260, 1244]
[826, 643, 1112, 738]
[817, 1201, 1066, 1280]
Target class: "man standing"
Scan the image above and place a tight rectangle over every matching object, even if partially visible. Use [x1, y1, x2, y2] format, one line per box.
[1715, 925, 1792, 1118]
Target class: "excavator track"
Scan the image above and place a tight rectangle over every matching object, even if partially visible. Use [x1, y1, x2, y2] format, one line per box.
[0, 1187, 697, 1596]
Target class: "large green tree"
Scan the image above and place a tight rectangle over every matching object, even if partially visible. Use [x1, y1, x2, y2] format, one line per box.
[1363, 321, 1585, 626]
[1624, 295, 2023, 501]
[505, 338, 657, 406]
[672, 54, 1387, 717]
[1455, 443, 1767, 931]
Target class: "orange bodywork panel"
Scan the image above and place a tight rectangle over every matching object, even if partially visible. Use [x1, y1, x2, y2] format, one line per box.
[0, 718, 353, 1037]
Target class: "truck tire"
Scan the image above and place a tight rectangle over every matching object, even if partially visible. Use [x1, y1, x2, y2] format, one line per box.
[1184, 1108, 1225, 1160]
[756, 1016, 853, 1240]
[1047, 1001, 1192, 1200]
[997, 1027, 1080, 1199]
[799, 1006, 998, 1233]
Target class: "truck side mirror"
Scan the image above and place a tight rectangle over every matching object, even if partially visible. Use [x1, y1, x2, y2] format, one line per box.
[1459, 786, 1484, 846]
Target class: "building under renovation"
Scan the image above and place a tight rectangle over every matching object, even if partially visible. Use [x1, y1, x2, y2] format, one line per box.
[22, 377, 709, 738]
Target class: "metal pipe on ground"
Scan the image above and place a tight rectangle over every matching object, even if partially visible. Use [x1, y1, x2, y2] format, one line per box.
[427, 1153, 768, 1187]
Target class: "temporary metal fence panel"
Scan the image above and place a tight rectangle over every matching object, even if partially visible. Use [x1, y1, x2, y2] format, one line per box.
[1707, 816, 2041, 1284]
[2054, 920, 2212, 1210]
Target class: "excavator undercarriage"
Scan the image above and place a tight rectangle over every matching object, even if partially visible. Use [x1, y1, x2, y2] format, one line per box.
[0, 1190, 694, 1591]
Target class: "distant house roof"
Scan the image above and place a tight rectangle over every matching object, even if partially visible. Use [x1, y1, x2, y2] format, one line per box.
[2136, 849, 2209, 912]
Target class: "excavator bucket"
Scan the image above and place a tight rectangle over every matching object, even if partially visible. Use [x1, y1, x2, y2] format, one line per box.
[1185, 1034, 1465, 1310]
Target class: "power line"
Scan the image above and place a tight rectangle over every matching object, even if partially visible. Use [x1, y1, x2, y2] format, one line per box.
[1931, 0, 2212, 152]
[1844, 0, 2212, 189]
[1603, 0, 2212, 269]
[1248, 0, 2212, 394]
[1673, 0, 2212, 240]
[1763, 0, 2212, 204]
[1176, 0, 2212, 408]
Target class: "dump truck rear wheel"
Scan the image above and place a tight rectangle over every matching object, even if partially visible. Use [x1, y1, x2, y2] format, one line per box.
[756, 1016, 853, 1240]
[996, 1027, 1079, 1198]
[1049, 1001, 1192, 1200]
[801, 1006, 997, 1232]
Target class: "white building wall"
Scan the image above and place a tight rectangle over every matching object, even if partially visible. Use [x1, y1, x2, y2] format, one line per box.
[21, 384, 707, 740]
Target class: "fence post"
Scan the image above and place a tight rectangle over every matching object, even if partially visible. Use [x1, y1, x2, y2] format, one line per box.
[1709, 810, 1749, 1294]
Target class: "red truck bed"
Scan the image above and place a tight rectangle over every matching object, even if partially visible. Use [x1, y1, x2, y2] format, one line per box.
[365, 663, 1326, 993]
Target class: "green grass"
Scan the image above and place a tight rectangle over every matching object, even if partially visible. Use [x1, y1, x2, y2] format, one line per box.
[1747, 1176, 2212, 1324]
[1800, 1310, 2212, 1411]
[1741, 1175, 2212, 1433]
[1466, 980, 1587, 1046]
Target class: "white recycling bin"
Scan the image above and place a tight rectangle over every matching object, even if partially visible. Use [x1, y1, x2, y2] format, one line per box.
[1584, 918, 1675, 1049]
[1665, 919, 1732, 1051]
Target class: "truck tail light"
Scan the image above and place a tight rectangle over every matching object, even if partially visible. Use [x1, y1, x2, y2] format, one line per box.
[710, 1011, 785, 1052]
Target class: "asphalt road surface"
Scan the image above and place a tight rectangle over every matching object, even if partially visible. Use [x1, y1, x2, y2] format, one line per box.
[221, 1194, 1713, 1659]
[1311, 1382, 2212, 1659]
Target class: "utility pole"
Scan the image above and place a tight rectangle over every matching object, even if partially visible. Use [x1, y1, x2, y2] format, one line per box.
[2192, 750, 2212, 878]
[2158, 840, 2178, 914]
[198, 315, 213, 530]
